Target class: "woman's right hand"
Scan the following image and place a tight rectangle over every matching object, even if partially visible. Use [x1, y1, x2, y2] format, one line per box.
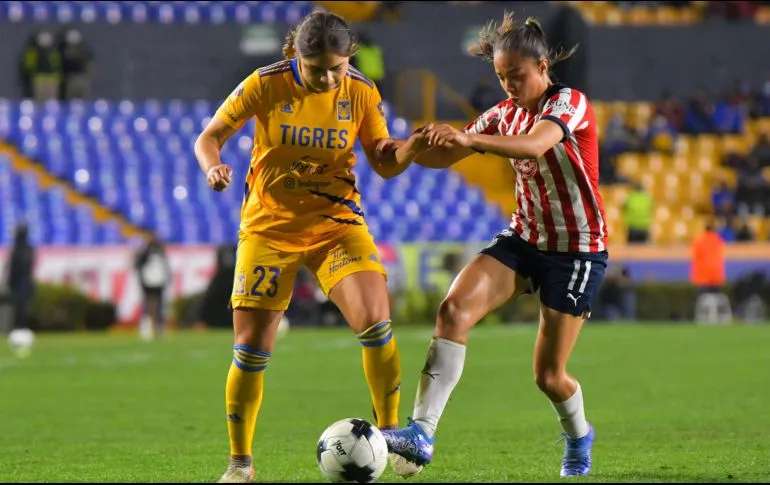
[207, 163, 233, 191]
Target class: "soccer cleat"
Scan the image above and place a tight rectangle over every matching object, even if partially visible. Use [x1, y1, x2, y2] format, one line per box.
[559, 424, 594, 477]
[217, 463, 255, 483]
[381, 418, 434, 473]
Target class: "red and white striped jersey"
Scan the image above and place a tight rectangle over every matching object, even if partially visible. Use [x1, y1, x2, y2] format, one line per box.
[465, 83, 608, 253]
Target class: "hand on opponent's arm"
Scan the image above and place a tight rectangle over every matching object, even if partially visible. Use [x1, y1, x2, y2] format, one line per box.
[426, 120, 564, 160]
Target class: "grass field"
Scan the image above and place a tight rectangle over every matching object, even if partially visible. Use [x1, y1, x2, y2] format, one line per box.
[1, 323, 769, 483]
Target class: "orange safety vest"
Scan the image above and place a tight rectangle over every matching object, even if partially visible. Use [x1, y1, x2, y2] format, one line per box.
[690, 231, 726, 286]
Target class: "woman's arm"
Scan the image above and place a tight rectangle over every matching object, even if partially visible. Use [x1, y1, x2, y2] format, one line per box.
[194, 117, 239, 191]
[426, 120, 564, 160]
[362, 130, 432, 179]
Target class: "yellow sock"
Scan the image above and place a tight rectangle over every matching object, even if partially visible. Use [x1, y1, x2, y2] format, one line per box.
[358, 320, 401, 429]
[226, 345, 271, 457]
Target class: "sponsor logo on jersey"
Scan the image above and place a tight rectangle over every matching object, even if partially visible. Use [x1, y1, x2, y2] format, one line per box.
[547, 96, 576, 117]
[337, 100, 352, 121]
[280, 102, 293, 114]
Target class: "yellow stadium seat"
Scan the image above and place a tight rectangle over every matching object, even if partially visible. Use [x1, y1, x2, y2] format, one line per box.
[696, 154, 717, 172]
[617, 153, 641, 179]
[673, 155, 690, 174]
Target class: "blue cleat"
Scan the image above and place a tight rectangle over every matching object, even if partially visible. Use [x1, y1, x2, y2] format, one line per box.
[560, 424, 594, 477]
[381, 418, 434, 467]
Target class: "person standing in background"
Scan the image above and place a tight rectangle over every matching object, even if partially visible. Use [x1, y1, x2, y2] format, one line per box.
[7, 224, 36, 331]
[623, 181, 653, 243]
[59, 28, 93, 100]
[134, 236, 172, 340]
[20, 31, 62, 101]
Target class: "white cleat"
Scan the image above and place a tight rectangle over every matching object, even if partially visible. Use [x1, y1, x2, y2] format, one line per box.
[388, 453, 424, 478]
[217, 464, 254, 483]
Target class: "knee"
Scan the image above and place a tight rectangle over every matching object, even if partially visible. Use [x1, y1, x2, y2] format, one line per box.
[436, 297, 469, 334]
[534, 368, 566, 395]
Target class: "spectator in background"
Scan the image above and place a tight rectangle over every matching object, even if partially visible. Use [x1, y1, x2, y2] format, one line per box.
[20, 31, 62, 101]
[735, 217, 755, 242]
[134, 236, 171, 340]
[603, 113, 642, 157]
[735, 155, 769, 214]
[352, 32, 386, 93]
[711, 180, 735, 217]
[59, 28, 93, 100]
[654, 91, 684, 132]
[748, 133, 770, 167]
[712, 91, 746, 134]
[623, 181, 653, 243]
[683, 93, 715, 134]
[716, 216, 736, 242]
[752, 80, 770, 118]
[644, 114, 677, 153]
[6, 224, 36, 330]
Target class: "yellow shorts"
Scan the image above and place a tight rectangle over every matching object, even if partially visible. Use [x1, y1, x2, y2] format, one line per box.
[230, 225, 387, 311]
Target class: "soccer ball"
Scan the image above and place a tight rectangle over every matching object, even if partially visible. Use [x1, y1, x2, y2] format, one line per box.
[7, 328, 35, 357]
[316, 418, 388, 483]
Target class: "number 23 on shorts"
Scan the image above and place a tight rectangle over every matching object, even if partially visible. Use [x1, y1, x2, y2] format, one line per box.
[250, 265, 281, 297]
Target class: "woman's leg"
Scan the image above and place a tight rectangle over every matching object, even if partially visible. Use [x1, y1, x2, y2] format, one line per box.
[328, 271, 400, 429]
[223, 308, 283, 473]
[413, 254, 529, 437]
[533, 305, 589, 435]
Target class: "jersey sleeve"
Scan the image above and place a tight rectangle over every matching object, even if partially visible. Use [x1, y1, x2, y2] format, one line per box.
[358, 85, 390, 147]
[214, 70, 263, 130]
[464, 103, 502, 135]
[541, 88, 588, 142]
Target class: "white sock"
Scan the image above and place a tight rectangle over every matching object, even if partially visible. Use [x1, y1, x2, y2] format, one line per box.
[412, 337, 466, 438]
[551, 383, 589, 439]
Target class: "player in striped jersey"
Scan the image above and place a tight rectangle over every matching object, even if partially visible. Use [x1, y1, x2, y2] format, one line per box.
[194, 11, 426, 483]
[382, 12, 608, 478]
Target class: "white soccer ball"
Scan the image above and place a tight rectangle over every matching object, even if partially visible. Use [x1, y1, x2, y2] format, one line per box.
[316, 418, 388, 483]
[8, 328, 35, 357]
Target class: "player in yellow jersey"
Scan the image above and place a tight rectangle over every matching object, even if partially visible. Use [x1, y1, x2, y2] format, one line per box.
[194, 10, 426, 483]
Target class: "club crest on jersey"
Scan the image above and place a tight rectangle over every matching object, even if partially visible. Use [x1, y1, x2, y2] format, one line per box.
[337, 100, 352, 121]
[513, 158, 538, 177]
[280, 103, 293, 114]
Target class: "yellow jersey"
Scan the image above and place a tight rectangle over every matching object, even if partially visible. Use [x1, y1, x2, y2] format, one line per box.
[215, 58, 389, 250]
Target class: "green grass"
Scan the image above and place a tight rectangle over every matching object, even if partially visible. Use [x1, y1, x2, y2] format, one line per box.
[1, 323, 769, 482]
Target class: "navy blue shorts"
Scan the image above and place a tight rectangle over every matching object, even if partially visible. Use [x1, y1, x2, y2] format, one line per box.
[480, 231, 608, 317]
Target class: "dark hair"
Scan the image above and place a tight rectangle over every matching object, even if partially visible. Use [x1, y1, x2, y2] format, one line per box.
[468, 11, 577, 69]
[282, 10, 358, 60]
